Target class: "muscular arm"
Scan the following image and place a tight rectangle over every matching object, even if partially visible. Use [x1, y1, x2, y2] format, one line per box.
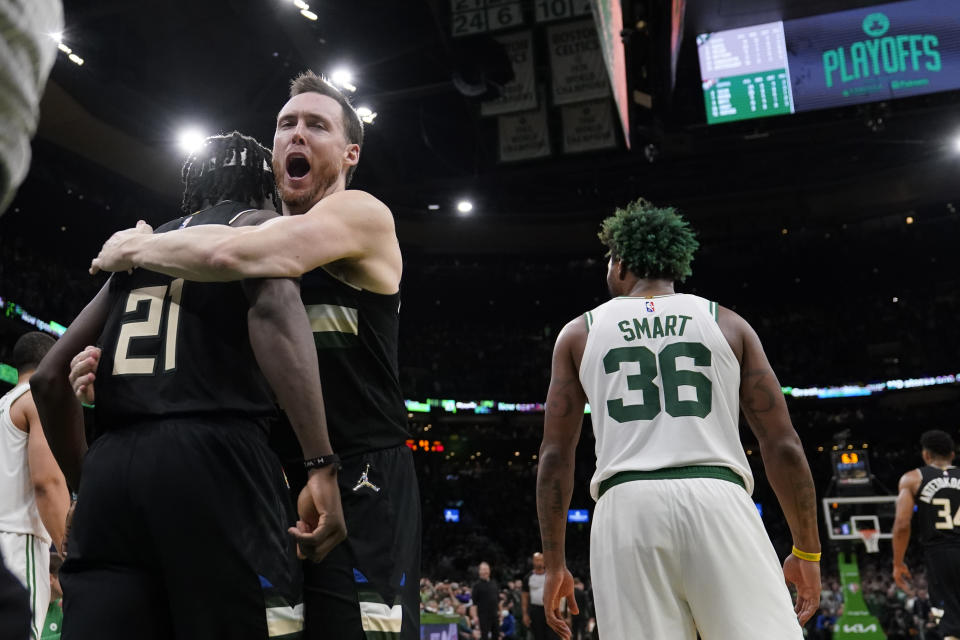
[92, 191, 398, 286]
[537, 319, 587, 569]
[243, 276, 332, 459]
[892, 470, 920, 583]
[30, 281, 113, 490]
[733, 313, 819, 553]
[20, 395, 70, 552]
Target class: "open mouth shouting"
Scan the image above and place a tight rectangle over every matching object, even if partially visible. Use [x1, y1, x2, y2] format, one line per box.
[285, 153, 311, 182]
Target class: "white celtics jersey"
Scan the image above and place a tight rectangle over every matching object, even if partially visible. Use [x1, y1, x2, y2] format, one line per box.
[579, 294, 753, 500]
[0, 383, 50, 541]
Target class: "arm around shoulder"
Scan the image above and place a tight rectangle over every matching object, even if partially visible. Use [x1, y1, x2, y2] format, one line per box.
[211, 190, 397, 280]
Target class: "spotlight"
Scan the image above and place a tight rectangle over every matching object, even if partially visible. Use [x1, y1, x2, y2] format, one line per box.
[330, 68, 356, 92]
[49, 32, 63, 44]
[293, 0, 309, 9]
[177, 128, 207, 154]
[300, 8, 317, 20]
[427, 204, 440, 211]
[954, 135, 960, 152]
[356, 105, 377, 124]
[68, 53, 84, 66]
[905, 216, 914, 224]
[456, 200, 473, 214]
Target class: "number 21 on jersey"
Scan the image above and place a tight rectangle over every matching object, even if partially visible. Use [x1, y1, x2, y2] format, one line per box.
[113, 279, 184, 376]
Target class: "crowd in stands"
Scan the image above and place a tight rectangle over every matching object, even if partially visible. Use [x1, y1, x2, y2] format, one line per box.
[3, 148, 959, 639]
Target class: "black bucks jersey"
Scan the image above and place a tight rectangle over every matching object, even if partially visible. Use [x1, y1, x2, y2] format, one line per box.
[915, 464, 960, 547]
[297, 267, 408, 457]
[94, 201, 275, 430]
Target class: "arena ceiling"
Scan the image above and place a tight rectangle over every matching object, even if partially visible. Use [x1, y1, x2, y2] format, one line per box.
[39, 0, 960, 250]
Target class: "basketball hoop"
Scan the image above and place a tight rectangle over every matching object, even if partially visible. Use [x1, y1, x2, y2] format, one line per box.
[858, 528, 880, 554]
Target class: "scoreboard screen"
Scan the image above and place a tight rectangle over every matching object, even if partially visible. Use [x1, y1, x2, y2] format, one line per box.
[699, 0, 960, 124]
[832, 450, 872, 486]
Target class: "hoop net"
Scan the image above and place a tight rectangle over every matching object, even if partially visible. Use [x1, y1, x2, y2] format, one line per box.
[859, 528, 880, 553]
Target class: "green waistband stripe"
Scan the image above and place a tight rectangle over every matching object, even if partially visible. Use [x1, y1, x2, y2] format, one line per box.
[598, 465, 745, 498]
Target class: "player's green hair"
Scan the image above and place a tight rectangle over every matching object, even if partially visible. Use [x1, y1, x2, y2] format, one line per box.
[598, 198, 699, 282]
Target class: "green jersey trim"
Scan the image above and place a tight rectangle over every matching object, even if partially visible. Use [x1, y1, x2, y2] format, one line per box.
[598, 465, 745, 498]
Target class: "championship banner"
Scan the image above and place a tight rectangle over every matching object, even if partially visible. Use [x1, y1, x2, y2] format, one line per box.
[561, 99, 616, 153]
[498, 100, 551, 162]
[481, 30, 537, 116]
[548, 19, 610, 105]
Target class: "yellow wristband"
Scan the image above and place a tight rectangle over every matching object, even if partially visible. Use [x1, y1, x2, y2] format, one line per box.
[791, 546, 821, 562]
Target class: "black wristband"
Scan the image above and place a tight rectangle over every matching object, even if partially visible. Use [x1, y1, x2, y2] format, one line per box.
[304, 454, 341, 471]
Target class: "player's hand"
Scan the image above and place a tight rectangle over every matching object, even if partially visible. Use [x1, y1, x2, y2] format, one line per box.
[288, 466, 347, 562]
[522, 613, 531, 628]
[892, 562, 913, 594]
[69, 346, 101, 405]
[90, 220, 153, 275]
[544, 566, 578, 640]
[783, 554, 821, 625]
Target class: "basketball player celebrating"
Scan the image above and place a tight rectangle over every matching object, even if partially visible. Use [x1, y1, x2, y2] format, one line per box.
[893, 430, 960, 640]
[536, 199, 821, 640]
[86, 72, 420, 640]
[0, 332, 70, 639]
[31, 132, 343, 639]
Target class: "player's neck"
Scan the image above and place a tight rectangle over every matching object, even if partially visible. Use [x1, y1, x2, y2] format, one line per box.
[929, 459, 954, 470]
[16, 370, 34, 385]
[281, 180, 346, 216]
[622, 279, 675, 298]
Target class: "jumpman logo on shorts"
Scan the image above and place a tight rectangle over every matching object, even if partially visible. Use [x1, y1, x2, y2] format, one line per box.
[353, 464, 380, 493]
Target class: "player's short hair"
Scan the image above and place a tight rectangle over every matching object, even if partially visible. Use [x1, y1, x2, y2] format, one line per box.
[598, 198, 699, 282]
[11, 331, 55, 372]
[180, 131, 278, 214]
[289, 71, 364, 186]
[921, 430, 955, 458]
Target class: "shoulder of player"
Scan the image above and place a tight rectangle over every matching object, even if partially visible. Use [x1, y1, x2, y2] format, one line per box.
[9, 387, 37, 430]
[899, 468, 923, 492]
[309, 190, 394, 231]
[556, 316, 588, 353]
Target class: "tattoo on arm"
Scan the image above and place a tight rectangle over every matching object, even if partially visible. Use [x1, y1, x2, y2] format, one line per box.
[742, 368, 777, 437]
[547, 377, 576, 418]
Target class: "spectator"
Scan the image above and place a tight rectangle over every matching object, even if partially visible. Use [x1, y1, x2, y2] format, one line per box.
[471, 562, 500, 640]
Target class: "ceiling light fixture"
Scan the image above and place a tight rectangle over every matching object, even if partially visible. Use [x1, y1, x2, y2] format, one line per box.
[177, 128, 207, 154]
[330, 68, 356, 92]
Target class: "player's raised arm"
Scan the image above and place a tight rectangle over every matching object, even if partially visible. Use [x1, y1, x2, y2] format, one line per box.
[537, 318, 587, 640]
[30, 281, 114, 490]
[892, 469, 920, 591]
[90, 190, 399, 286]
[724, 307, 821, 624]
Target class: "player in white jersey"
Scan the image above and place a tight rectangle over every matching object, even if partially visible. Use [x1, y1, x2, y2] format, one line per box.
[1, 332, 70, 639]
[536, 200, 821, 640]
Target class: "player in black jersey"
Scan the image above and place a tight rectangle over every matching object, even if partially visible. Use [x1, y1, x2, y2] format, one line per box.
[893, 429, 960, 640]
[87, 73, 419, 640]
[30, 131, 345, 640]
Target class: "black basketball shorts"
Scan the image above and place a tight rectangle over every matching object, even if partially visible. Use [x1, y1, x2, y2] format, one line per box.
[926, 544, 960, 637]
[61, 419, 302, 640]
[303, 444, 421, 640]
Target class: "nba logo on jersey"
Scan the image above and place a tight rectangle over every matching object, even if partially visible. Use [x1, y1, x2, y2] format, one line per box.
[645, 301, 655, 312]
